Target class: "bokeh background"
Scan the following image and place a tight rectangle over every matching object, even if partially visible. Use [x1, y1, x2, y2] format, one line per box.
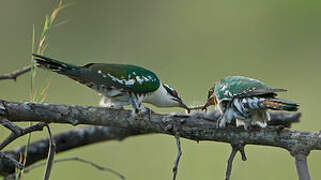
[1, 0, 321, 179]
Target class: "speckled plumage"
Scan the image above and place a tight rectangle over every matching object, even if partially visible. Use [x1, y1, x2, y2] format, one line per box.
[204, 76, 299, 129]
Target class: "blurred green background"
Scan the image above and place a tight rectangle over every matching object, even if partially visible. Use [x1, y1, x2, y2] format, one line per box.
[1, 0, 321, 179]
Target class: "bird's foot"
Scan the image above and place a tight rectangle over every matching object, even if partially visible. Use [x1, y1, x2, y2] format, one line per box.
[131, 107, 153, 120]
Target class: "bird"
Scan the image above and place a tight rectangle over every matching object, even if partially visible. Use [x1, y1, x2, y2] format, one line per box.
[33, 54, 190, 115]
[201, 76, 299, 129]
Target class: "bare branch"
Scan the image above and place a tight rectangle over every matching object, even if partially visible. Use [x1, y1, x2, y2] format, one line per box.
[0, 117, 22, 135]
[225, 144, 247, 180]
[0, 122, 46, 150]
[0, 66, 32, 81]
[294, 153, 311, 180]
[1, 99, 321, 179]
[1, 100, 318, 152]
[0, 126, 146, 176]
[43, 125, 56, 180]
[172, 131, 182, 180]
[225, 147, 237, 180]
[24, 157, 125, 180]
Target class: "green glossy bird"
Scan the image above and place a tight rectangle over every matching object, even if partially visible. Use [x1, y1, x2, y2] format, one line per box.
[33, 54, 190, 115]
[202, 76, 299, 129]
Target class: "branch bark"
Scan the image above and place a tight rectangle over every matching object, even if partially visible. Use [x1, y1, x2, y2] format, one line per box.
[1, 99, 320, 179]
[1, 100, 319, 152]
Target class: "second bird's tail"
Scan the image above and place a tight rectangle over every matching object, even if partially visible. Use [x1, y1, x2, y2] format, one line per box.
[261, 98, 299, 111]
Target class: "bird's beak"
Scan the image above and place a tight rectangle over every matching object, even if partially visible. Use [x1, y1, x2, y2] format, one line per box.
[177, 99, 191, 113]
[201, 97, 214, 111]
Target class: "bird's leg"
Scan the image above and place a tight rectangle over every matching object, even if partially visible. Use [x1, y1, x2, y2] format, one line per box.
[129, 93, 140, 117]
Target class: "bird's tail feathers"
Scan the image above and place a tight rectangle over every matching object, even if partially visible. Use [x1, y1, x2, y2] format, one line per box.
[33, 54, 79, 74]
[261, 98, 299, 111]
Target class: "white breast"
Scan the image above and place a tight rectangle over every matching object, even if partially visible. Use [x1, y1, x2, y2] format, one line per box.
[143, 85, 176, 107]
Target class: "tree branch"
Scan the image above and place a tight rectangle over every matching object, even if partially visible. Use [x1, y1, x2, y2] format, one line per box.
[43, 125, 56, 180]
[0, 126, 146, 176]
[0, 66, 32, 81]
[293, 153, 311, 180]
[0, 122, 46, 150]
[1, 99, 320, 179]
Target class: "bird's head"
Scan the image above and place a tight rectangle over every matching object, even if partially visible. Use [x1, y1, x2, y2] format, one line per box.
[202, 85, 218, 111]
[161, 84, 190, 112]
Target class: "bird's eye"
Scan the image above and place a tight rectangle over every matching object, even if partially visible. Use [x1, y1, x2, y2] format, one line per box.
[208, 88, 214, 99]
[172, 90, 178, 98]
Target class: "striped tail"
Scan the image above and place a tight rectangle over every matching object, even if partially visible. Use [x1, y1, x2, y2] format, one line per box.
[33, 54, 80, 76]
[261, 98, 299, 111]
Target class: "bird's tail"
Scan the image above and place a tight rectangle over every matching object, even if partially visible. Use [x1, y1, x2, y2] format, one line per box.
[33, 54, 80, 76]
[261, 98, 299, 111]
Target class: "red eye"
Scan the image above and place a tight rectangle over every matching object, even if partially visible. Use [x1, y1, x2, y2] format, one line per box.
[172, 90, 178, 97]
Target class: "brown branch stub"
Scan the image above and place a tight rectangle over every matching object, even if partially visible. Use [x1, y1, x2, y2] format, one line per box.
[0, 66, 32, 81]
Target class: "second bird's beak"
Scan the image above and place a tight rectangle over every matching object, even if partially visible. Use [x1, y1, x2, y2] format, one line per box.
[201, 97, 214, 111]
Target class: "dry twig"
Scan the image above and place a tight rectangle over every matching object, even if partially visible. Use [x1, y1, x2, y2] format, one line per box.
[0, 66, 32, 81]
[24, 157, 125, 180]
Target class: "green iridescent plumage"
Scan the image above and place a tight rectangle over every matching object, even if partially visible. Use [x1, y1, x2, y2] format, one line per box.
[214, 76, 285, 101]
[33, 54, 160, 94]
[84, 63, 160, 94]
[203, 75, 298, 129]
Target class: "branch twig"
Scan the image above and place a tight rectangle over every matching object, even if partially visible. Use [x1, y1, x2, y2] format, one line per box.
[225, 147, 237, 180]
[294, 153, 311, 180]
[43, 124, 56, 180]
[24, 157, 125, 179]
[225, 144, 247, 180]
[172, 130, 182, 180]
[0, 117, 22, 135]
[0, 122, 46, 150]
[0, 66, 32, 81]
[0, 126, 145, 176]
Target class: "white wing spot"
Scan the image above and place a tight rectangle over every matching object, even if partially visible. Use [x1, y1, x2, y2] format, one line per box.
[136, 76, 145, 84]
[98, 70, 102, 74]
[125, 79, 135, 85]
[221, 84, 228, 91]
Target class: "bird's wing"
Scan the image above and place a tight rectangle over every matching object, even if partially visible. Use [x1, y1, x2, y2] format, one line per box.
[214, 76, 286, 100]
[83, 63, 160, 94]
